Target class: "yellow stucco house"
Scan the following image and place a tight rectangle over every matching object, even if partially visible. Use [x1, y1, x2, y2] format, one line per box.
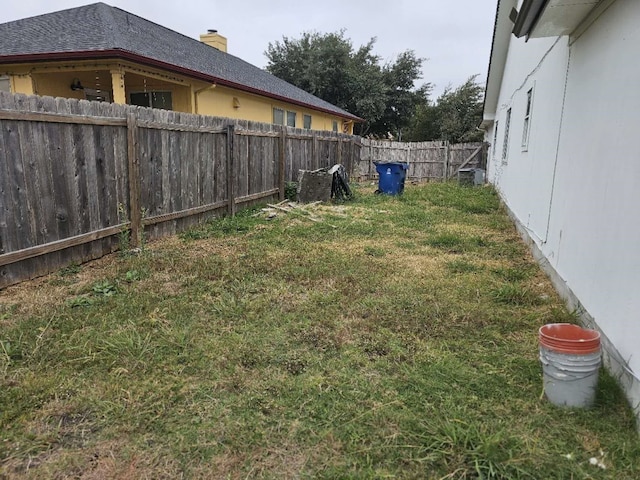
[0, 3, 360, 133]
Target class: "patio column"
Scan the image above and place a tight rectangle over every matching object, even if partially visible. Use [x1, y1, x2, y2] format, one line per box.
[110, 69, 126, 104]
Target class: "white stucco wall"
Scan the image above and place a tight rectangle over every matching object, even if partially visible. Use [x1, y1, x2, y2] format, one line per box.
[486, 0, 640, 413]
[545, 0, 640, 385]
[487, 35, 569, 243]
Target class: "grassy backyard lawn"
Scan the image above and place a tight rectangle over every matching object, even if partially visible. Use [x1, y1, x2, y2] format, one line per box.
[1, 182, 638, 479]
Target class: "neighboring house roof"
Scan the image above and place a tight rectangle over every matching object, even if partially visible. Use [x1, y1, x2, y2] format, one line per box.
[0, 2, 362, 121]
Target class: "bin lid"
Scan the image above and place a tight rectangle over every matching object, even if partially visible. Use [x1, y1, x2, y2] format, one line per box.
[373, 161, 409, 169]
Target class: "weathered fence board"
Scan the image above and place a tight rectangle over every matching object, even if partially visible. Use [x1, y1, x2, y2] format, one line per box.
[0, 92, 360, 287]
[1, 90, 486, 289]
[355, 138, 487, 182]
[447, 142, 487, 178]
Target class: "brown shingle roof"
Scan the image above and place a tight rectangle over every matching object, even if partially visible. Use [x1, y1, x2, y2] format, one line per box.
[0, 2, 361, 121]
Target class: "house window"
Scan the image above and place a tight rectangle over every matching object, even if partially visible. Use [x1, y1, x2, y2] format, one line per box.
[273, 107, 284, 125]
[502, 108, 511, 164]
[0, 75, 10, 93]
[492, 121, 499, 161]
[286, 111, 296, 127]
[130, 91, 173, 110]
[303, 114, 312, 129]
[332, 121, 338, 132]
[521, 88, 533, 150]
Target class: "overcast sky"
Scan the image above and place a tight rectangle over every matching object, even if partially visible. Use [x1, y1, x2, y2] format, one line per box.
[2, 1, 497, 98]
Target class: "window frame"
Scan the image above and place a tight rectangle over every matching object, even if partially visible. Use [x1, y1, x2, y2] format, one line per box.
[502, 108, 511, 164]
[286, 110, 296, 128]
[492, 120, 499, 161]
[0, 75, 10, 93]
[273, 107, 284, 125]
[521, 87, 533, 150]
[303, 114, 312, 130]
[332, 120, 338, 132]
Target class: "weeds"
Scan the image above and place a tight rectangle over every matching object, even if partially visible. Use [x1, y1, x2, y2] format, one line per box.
[492, 266, 531, 282]
[66, 295, 94, 308]
[117, 202, 131, 255]
[180, 207, 263, 240]
[117, 204, 149, 255]
[58, 263, 81, 277]
[492, 284, 542, 306]
[1, 340, 13, 373]
[446, 259, 481, 274]
[92, 280, 117, 297]
[363, 245, 386, 257]
[124, 269, 141, 283]
[65, 278, 121, 308]
[1, 182, 638, 479]
[285, 181, 298, 201]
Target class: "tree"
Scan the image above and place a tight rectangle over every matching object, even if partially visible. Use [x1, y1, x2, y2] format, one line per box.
[368, 52, 432, 140]
[265, 31, 428, 137]
[406, 75, 484, 143]
[436, 75, 484, 143]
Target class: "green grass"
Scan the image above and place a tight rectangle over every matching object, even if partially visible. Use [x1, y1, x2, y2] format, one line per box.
[1, 182, 638, 479]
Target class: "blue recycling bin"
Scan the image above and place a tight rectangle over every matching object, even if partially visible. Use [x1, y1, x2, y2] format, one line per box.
[374, 162, 409, 195]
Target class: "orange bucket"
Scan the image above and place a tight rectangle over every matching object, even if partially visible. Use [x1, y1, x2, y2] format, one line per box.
[539, 323, 601, 354]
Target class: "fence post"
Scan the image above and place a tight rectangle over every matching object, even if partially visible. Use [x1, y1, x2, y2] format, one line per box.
[127, 112, 142, 247]
[312, 131, 320, 170]
[443, 141, 450, 182]
[337, 136, 342, 166]
[368, 140, 373, 180]
[278, 126, 287, 201]
[406, 145, 411, 180]
[226, 123, 236, 216]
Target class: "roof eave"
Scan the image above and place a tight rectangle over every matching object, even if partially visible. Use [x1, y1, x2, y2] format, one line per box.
[481, 0, 518, 130]
[0, 50, 363, 123]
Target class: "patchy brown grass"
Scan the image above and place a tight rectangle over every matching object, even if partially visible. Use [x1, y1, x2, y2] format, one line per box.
[1, 183, 638, 479]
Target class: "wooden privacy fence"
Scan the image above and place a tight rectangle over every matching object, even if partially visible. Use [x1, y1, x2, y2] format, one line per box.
[0, 92, 358, 288]
[355, 138, 487, 181]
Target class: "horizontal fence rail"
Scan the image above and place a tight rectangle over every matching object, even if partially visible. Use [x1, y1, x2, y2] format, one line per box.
[0, 91, 487, 288]
[0, 92, 357, 288]
[356, 138, 487, 182]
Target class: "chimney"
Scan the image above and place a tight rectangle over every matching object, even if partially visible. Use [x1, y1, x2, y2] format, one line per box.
[200, 29, 227, 53]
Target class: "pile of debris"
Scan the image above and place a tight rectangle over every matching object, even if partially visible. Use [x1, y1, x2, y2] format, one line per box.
[256, 164, 352, 225]
[297, 164, 352, 203]
[256, 200, 336, 228]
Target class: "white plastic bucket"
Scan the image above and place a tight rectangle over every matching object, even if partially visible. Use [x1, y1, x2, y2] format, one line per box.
[539, 346, 601, 408]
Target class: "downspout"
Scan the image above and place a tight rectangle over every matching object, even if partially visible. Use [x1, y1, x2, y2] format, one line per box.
[193, 83, 217, 115]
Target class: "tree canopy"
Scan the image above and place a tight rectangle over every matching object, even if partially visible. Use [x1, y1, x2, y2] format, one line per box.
[265, 31, 429, 137]
[265, 31, 484, 142]
[406, 75, 485, 143]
